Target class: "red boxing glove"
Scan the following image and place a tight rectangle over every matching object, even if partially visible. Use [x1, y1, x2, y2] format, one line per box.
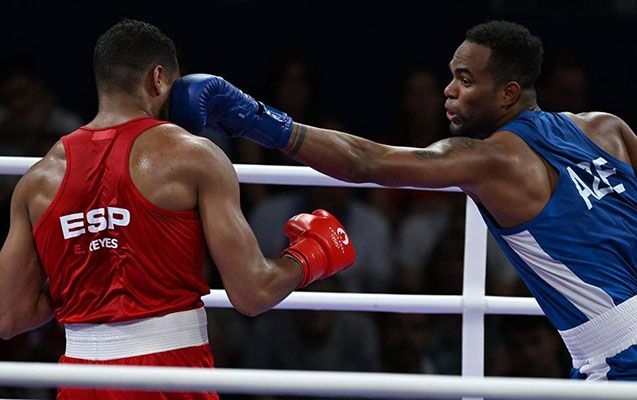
[280, 209, 356, 289]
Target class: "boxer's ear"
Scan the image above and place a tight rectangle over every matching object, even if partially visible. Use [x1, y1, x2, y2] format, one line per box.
[150, 65, 169, 96]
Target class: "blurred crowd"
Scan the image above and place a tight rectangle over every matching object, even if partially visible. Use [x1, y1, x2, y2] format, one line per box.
[0, 49, 615, 399]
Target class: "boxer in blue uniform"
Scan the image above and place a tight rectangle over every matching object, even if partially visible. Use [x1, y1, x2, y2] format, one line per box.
[171, 20, 637, 380]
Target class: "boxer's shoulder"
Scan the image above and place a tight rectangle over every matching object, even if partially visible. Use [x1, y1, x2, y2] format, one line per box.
[25, 140, 66, 191]
[134, 122, 234, 185]
[14, 141, 66, 224]
[135, 122, 221, 158]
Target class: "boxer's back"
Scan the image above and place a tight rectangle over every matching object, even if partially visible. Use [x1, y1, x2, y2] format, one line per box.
[27, 122, 204, 225]
[28, 118, 210, 324]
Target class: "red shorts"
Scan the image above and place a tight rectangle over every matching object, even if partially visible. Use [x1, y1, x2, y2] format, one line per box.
[57, 344, 219, 400]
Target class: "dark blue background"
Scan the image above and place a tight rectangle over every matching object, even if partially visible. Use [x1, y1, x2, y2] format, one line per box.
[2, 0, 636, 135]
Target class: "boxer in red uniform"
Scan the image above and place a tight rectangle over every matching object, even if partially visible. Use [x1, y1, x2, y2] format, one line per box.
[0, 19, 355, 399]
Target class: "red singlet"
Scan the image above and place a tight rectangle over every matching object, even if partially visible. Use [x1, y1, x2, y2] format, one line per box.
[33, 117, 210, 324]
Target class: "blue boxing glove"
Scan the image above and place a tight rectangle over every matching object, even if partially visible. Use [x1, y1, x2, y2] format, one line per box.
[170, 74, 293, 149]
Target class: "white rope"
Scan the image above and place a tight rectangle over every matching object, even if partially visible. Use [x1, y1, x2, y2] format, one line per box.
[0, 157, 461, 192]
[234, 164, 463, 191]
[0, 362, 635, 399]
[0, 157, 40, 175]
[202, 290, 544, 315]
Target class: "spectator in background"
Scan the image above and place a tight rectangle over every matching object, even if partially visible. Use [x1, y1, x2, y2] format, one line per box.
[0, 54, 83, 156]
[377, 311, 437, 374]
[369, 67, 451, 230]
[264, 52, 323, 126]
[376, 308, 458, 400]
[0, 55, 83, 243]
[488, 316, 570, 378]
[236, 53, 326, 213]
[423, 229, 465, 297]
[537, 53, 591, 113]
[393, 228, 466, 375]
[388, 66, 448, 148]
[392, 193, 466, 293]
[485, 231, 524, 296]
[244, 278, 381, 400]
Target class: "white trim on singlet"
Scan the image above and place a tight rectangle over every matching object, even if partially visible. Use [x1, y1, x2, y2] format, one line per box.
[64, 308, 208, 361]
[502, 230, 615, 319]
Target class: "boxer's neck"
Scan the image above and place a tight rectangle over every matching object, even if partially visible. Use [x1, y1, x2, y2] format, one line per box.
[87, 90, 156, 129]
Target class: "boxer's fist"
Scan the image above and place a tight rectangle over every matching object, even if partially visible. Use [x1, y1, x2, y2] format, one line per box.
[170, 74, 293, 148]
[280, 209, 356, 289]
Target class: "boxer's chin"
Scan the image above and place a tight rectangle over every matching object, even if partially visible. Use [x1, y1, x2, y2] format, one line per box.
[448, 119, 466, 137]
[449, 117, 486, 138]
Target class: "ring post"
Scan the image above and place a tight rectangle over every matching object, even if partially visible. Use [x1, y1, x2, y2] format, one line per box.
[462, 196, 488, 400]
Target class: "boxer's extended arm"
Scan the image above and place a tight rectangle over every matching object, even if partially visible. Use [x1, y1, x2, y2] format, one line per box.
[0, 176, 54, 340]
[192, 138, 354, 316]
[284, 123, 500, 191]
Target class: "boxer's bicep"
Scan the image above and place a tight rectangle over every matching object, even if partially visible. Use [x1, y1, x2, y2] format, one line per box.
[194, 142, 274, 313]
[368, 137, 497, 190]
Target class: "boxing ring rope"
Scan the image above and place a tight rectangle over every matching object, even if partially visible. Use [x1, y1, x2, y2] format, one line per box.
[0, 156, 630, 399]
[0, 158, 462, 191]
[202, 290, 544, 315]
[1, 363, 637, 400]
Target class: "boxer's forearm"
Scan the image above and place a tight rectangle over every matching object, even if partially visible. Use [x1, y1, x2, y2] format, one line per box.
[283, 123, 388, 184]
